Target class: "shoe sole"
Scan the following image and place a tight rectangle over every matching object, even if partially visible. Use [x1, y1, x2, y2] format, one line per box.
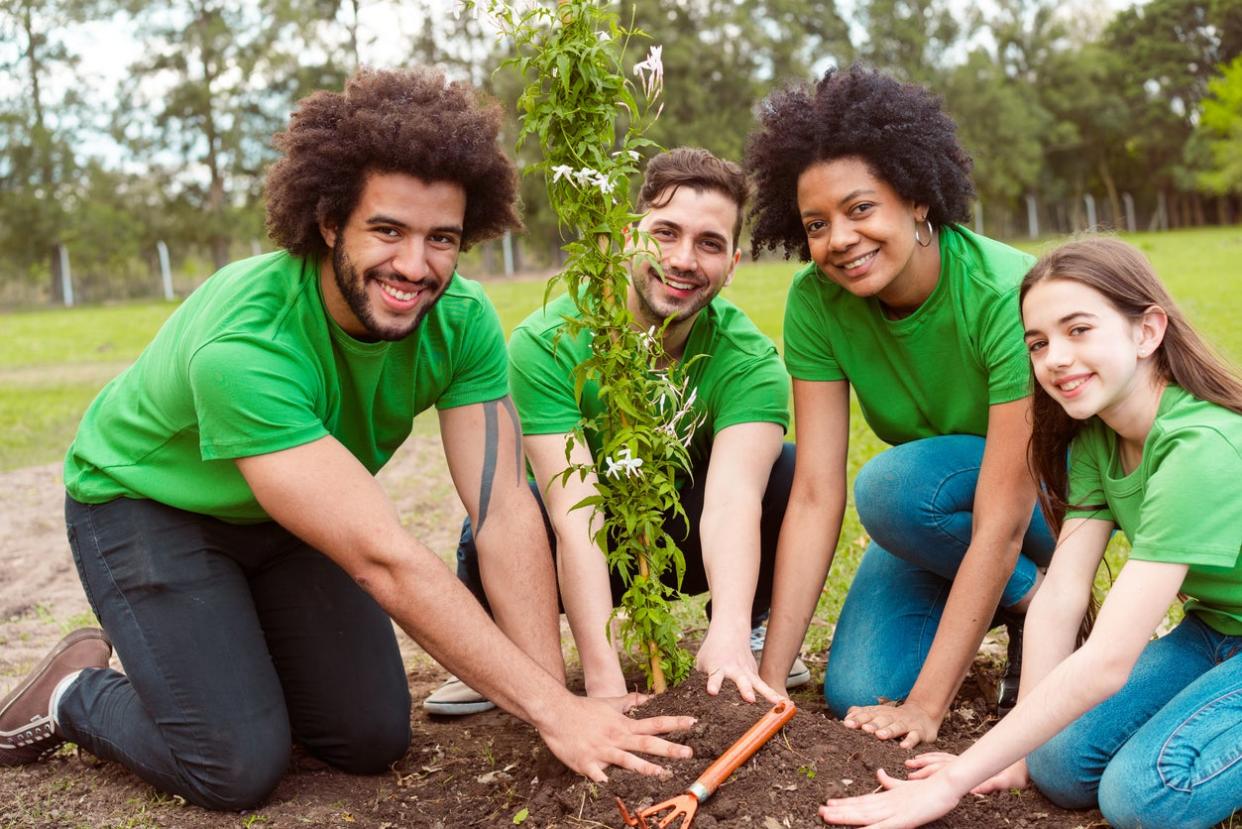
[0, 629, 111, 722]
[422, 700, 497, 716]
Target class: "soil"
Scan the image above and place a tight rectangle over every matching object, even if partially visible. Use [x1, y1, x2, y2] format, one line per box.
[1, 440, 1107, 828]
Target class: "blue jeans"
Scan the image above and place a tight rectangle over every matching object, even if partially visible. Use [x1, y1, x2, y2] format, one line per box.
[1028, 613, 1242, 829]
[60, 495, 411, 810]
[456, 443, 796, 627]
[824, 435, 1055, 715]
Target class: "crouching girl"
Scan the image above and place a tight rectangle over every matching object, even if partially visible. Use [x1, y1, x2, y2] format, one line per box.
[818, 237, 1242, 829]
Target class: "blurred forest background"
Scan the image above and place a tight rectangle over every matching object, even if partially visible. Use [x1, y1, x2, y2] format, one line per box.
[3, 0, 1241, 306]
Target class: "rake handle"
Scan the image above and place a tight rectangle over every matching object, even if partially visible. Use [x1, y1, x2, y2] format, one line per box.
[690, 700, 796, 799]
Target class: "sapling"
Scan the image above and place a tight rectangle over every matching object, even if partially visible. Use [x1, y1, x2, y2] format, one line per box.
[471, 0, 697, 691]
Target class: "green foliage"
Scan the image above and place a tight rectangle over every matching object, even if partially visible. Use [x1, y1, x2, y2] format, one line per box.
[476, 0, 700, 688]
[1196, 56, 1242, 195]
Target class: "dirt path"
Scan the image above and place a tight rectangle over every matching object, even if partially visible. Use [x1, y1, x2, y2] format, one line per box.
[0, 442, 1107, 828]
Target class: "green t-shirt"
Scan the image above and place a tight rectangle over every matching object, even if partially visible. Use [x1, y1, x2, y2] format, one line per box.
[782, 225, 1034, 445]
[508, 292, 789, 470]
[1067, 385, 1242, 634]
[64, 251, 509, 522]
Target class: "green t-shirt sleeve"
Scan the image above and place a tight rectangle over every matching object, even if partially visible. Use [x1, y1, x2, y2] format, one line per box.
[435, 294, 510, 410]
[508, 325, 582, 435]
[783, 274, 845, 382]
[189, 335, 328, 461]
[1130, 427, 1242, 567]
[977, 286, 1031, 405]
[712, 355, 790, 433]
[1066, 426, 1114, 522]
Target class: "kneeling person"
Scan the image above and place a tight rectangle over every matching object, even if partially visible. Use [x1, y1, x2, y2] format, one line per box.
[431, 148, 806, 715]
[0, 69, 693, 807]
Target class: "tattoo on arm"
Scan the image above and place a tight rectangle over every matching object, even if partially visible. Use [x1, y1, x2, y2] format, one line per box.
[476, 400, 499, 536]
[475, 397, 525, 538]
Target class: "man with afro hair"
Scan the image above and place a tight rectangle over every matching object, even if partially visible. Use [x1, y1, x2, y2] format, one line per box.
[0, 68, 693, 808]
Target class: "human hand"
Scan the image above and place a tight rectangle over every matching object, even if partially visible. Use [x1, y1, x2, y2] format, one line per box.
[842, 700, 941, 749]
[536, 694, 696, 783]
[818, 767, 963, 828]
[902, 751, 1026, 794]
[695, 625, 784, 704]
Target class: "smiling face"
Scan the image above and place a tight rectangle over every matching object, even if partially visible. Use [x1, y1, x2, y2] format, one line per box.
[319, 172, 466, 341]
[628, 184, 741, 330]
[1022, 277, 1165, 424]
[796, 157, 937, 312]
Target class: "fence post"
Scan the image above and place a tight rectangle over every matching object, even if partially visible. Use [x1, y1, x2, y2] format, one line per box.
[1084, 193, 1097, 230]
[156, 240, 174, 300]
[1122, 193, 1137, 233]
[1156, 191, 1169, 231]
[502, 230, 514, 277]
[1025, 194, 1039, 239]
[58, 244, 74, 307]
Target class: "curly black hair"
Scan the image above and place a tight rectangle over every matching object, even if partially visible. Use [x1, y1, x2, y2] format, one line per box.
[745, 64, 975, 261]
[265, 67, 521, 257]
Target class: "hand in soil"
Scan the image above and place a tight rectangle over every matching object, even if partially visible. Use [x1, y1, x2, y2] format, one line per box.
[695, 626, 783, 704]
[819, 767, 963, 828]
[907, 752, 1030, 795]
[536, 694, 696, 783]
[842, 700, 941, 748]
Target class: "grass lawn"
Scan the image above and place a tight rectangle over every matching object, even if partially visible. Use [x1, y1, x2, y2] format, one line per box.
[1, 226, 1238, 633]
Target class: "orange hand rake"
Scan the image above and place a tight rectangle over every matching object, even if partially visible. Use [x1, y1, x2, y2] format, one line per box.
[616, 699, 797, 829]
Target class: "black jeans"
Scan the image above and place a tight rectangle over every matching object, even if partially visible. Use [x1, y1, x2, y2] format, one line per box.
[456, 442, 796, 627]
[61, 494, 411, 811]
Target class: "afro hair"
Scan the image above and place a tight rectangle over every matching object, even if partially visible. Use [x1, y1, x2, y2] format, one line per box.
[265, 67, 521, 258]
[745, 64, 975, 261]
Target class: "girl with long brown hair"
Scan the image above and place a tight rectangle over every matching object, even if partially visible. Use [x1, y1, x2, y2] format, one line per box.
[819, 237, 1242, 829]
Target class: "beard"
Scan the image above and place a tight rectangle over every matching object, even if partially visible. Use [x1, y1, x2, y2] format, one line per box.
[632, 262, 716, 326]
[332, 243, 447, 342]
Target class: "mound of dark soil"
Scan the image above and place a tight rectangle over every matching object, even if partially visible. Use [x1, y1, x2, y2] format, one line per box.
[0, 665, 1106, 828]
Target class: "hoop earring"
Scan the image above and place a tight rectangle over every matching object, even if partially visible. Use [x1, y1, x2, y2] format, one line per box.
[914, 217, 934, 247]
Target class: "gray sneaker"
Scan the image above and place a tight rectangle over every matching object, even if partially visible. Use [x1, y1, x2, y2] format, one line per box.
[750, 624, 812, 689]
[422, 676, 496, 716]
[1, 628, 112, 765]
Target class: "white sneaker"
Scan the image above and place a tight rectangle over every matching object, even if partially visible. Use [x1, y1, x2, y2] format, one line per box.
[422, 676, 495, 716]
[750, 624, 812, 689]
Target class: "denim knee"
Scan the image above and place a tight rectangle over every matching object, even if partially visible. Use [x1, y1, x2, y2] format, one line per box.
[823, 669, 881, 719]
[1027, 732, 1101, 810]
[852, 450, 907, 536]
[1096, 754, 1202, 829]
[323, 707, 412, 775]
[179, 730, 290, 811]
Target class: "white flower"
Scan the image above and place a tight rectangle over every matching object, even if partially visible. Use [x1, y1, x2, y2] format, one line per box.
[552, 164, 575, 183]
[603, 447, 644, 479]
[632, 45, 664, 99]
[591, 171, 615, 195]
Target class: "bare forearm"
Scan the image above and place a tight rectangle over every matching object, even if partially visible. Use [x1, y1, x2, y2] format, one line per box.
[759, 495, 844, 687]
[905, 536, 1019, 717]
[359, 536, 566, 730]
[475, 497, 566, 684]
[944, 645, 1126, 793]
[1018, 574, 1090, 699]
[698, 501, 762, 632]
[557, 534, 626, 693]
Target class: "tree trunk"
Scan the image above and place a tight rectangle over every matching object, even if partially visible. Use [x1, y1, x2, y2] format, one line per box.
[1098, 159, 1122, 232]
[195, 9, 230, 270]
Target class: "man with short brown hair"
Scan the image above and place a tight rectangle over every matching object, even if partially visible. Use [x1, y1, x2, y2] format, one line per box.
[432, 148, 808, 715]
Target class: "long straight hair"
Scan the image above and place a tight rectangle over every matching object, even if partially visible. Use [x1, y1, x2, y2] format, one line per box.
[1021, 237, 1242, 536]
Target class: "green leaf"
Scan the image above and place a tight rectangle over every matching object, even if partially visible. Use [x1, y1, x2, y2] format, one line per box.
[512, 807, 530, 825]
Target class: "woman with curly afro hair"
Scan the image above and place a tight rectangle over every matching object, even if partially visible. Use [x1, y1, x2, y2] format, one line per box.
[748, 65, 1055, 752]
